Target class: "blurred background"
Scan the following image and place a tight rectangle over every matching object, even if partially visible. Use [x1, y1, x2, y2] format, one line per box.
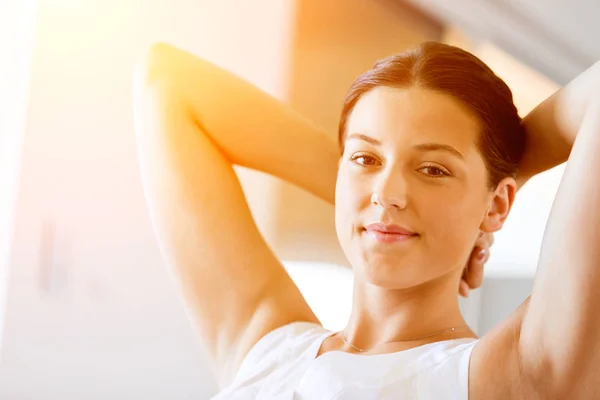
[0, 0, 598, 398]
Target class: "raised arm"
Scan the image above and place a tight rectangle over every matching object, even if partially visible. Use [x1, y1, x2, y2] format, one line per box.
[517, 60, 600, 398]
[516, 62, 600, 186]
[470, 60, 600, 400]
[133, 43, 338, 387]
[139, 43, 339, 204]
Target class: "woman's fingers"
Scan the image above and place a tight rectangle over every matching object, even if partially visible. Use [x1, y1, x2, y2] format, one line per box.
[465, 249, 486, 289]
[460, 232, 494, 296]
[459, 278, 470, 297]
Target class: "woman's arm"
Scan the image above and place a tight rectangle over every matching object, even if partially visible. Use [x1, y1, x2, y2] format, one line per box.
[517, 61, 600, 187]
[142, 43, 339, 204]
[134, 43, 340, 386]
[470, 61, 600, 400]
[517, 60, 600, 398]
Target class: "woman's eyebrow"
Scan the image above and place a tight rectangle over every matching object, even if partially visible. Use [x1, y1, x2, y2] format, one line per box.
[413, 143, 465, 160]
[346, 133, 464, 160]
[346, 133, 381, 146]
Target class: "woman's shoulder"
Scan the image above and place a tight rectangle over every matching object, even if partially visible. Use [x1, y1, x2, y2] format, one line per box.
[407, 338, 479, 397]
[232, 321, 331, 384]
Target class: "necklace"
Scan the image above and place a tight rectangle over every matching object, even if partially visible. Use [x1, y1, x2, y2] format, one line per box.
[338, 325, 471, 353]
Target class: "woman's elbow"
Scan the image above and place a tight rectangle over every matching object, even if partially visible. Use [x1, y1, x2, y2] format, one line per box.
[134, 42, 183, 91]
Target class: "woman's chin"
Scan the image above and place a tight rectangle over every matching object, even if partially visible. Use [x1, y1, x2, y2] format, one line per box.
[354, 257, 419, 287]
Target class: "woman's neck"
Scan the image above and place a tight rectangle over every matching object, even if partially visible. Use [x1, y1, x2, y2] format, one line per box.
[341, 275, 476, 350]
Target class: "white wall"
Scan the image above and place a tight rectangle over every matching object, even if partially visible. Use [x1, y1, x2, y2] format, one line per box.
[0, 0, 38, 356]
[0, 1, 295, 398]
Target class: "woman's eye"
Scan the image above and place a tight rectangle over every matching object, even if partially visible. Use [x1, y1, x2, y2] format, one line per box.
[351, 154, 380, 167]
[419, 165, 450, 177]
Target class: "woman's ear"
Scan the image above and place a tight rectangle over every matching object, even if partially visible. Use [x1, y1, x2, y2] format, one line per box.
[480, 176, 517, 233]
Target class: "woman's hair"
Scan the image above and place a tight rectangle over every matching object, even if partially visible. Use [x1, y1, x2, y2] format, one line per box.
[338, 42, 525, 188]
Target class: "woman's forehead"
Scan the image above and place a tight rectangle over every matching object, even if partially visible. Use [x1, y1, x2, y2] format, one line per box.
[346, 86, 481, 150]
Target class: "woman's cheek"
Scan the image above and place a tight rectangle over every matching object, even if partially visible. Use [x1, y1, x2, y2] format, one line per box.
[338, 169, 364, 204]
[335, 172, 356, 228]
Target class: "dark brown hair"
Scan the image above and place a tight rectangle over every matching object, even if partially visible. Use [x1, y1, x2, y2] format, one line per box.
[338, 42, 525, 188]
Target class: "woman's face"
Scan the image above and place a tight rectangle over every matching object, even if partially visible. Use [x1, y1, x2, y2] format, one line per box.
[336, 86, 493, 289]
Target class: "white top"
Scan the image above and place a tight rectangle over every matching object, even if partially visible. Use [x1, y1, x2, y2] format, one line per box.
[211, 321, 479, 400]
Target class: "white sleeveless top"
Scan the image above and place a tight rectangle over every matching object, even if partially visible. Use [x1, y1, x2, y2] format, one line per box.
[211, 321, 479, 399]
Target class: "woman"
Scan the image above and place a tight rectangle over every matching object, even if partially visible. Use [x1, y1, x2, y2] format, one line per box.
[133, 41, 600, 399]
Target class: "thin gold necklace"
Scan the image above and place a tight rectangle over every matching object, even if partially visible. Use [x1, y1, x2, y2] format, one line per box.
[338, 325, 471, 353]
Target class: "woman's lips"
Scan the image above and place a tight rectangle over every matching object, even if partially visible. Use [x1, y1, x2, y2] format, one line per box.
[363, 223, 418, 243]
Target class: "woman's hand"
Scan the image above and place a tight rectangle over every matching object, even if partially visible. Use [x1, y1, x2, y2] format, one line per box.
[459, 232, 493, 297]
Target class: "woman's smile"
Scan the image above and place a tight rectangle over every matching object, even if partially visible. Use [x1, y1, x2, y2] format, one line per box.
[363, 223, 420, 244]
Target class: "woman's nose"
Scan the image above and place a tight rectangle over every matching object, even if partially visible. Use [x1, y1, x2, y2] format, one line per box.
[371, 170, 408, 210]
